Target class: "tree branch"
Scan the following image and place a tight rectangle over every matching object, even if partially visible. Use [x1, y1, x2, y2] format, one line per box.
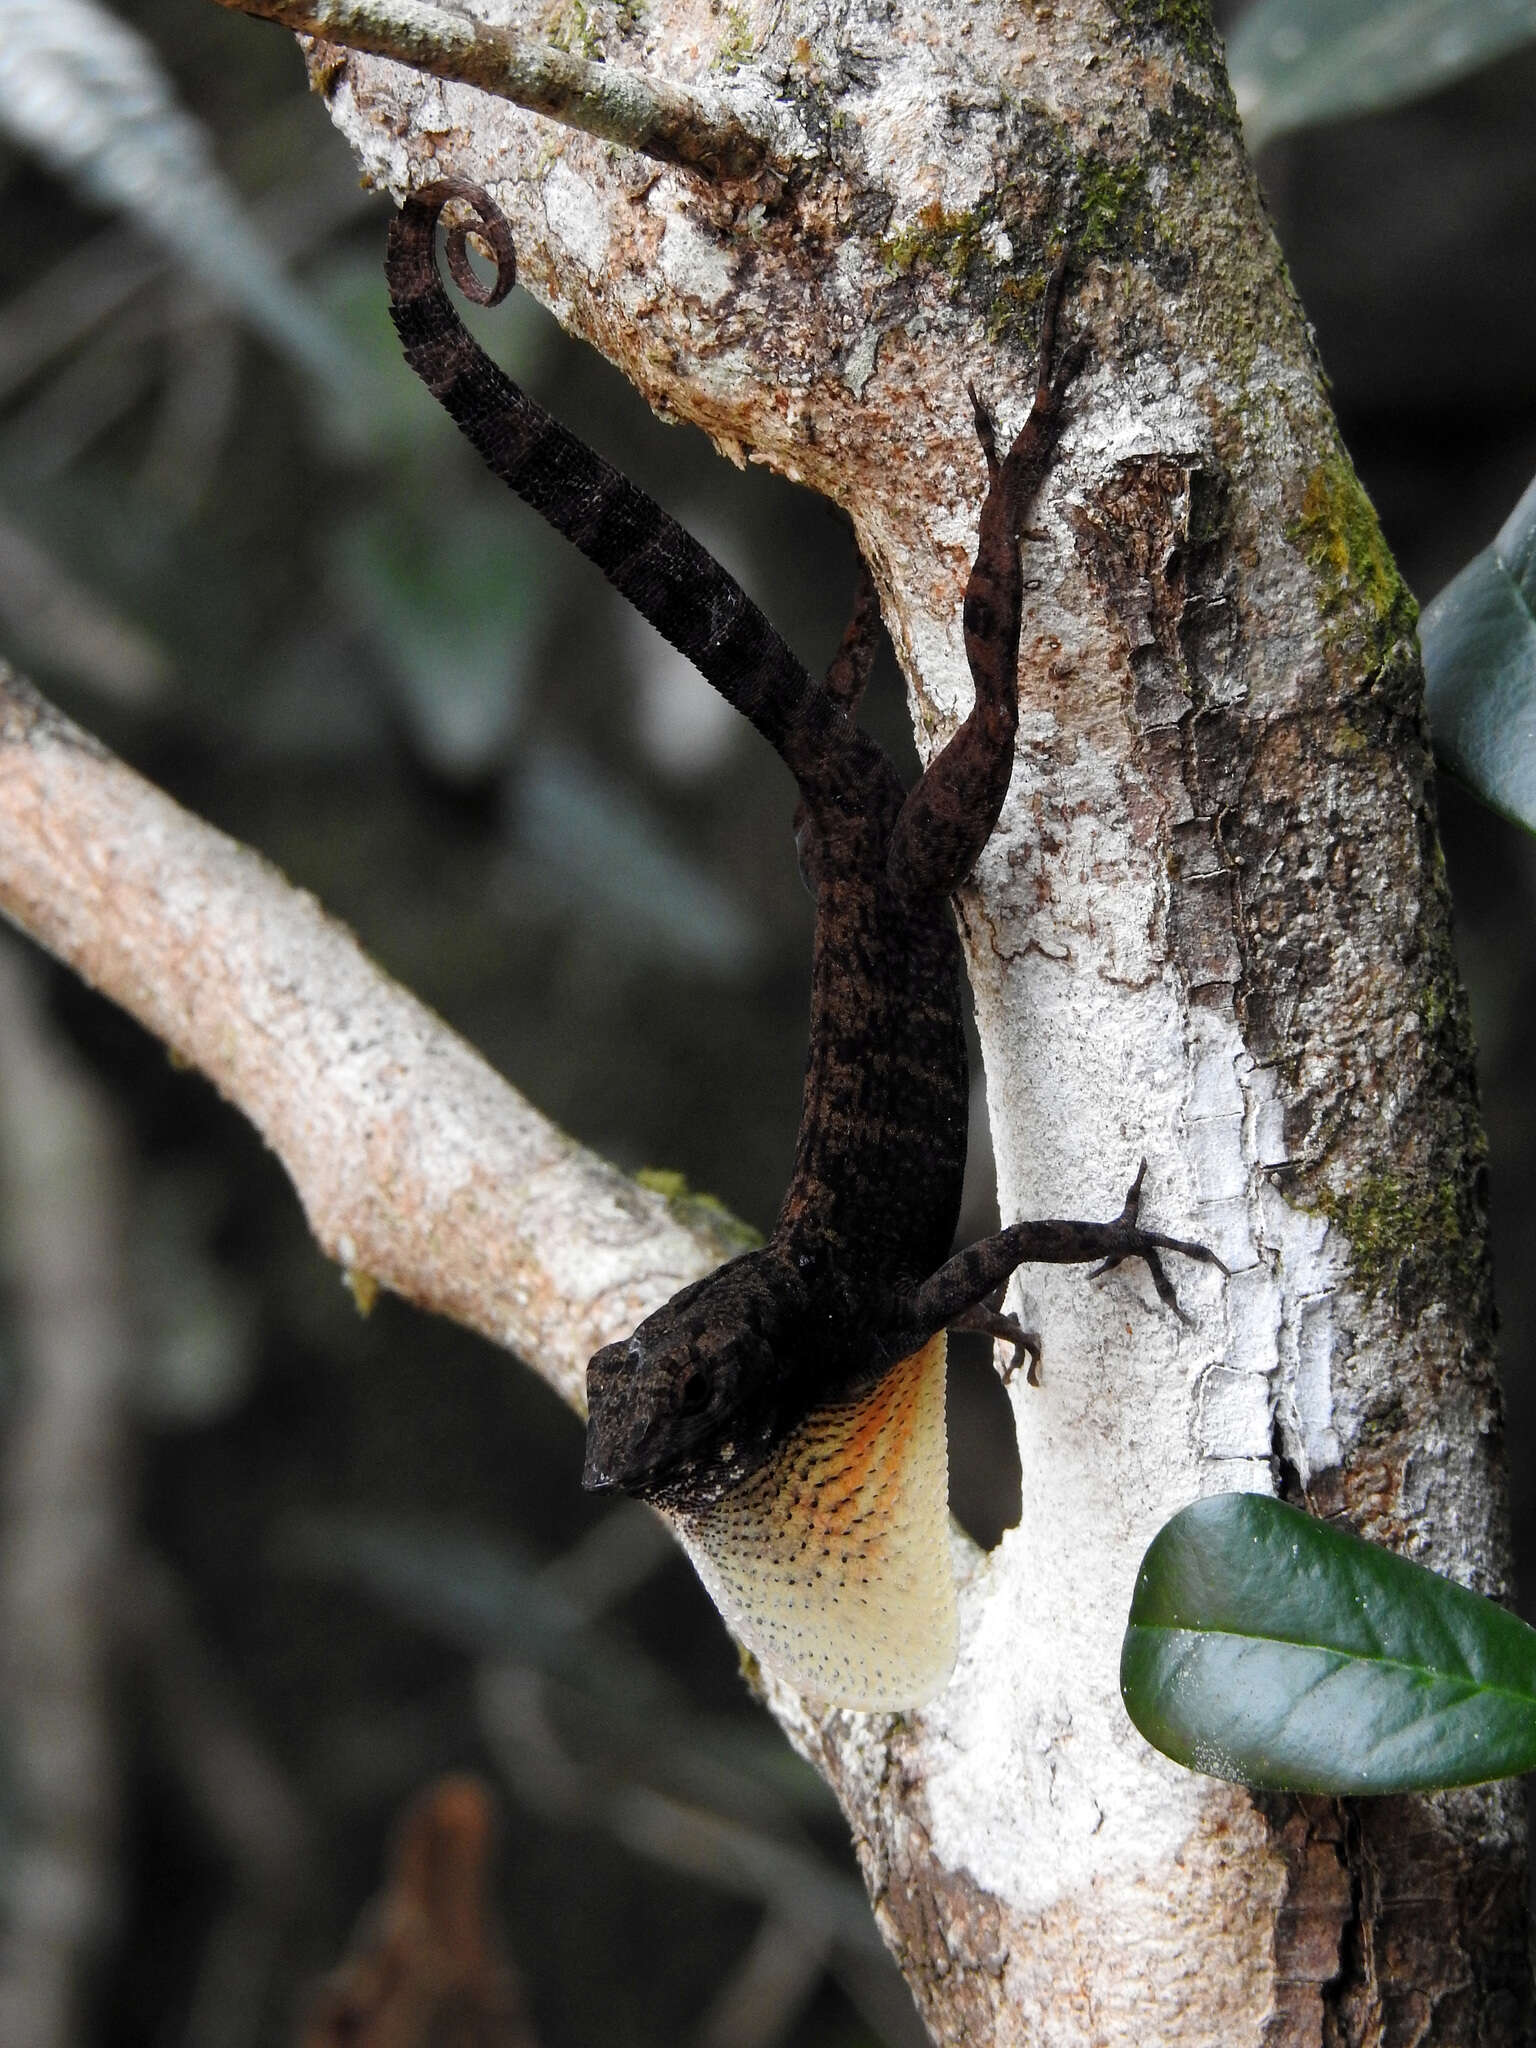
[23, 0, 1536, 2021]
[0, 660, 740, 1419]
[211, 0, 776, 181]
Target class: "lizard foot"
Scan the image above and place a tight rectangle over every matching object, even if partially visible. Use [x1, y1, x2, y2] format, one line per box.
[948, 1299, 1043, 1385]
[1088, 1159, 1228, 1326]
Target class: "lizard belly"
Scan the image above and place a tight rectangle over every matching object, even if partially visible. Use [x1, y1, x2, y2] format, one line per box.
[666, 1333, 955, 1710]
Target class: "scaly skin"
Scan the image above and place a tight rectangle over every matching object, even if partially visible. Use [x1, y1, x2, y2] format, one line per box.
[384, 181, 1220, 1518]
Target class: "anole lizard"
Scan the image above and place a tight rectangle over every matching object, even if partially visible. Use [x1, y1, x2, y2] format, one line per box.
[386, 181, 1221, 1710]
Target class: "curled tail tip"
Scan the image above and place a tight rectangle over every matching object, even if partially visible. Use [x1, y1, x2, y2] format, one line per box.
[387, 178, 517, 309]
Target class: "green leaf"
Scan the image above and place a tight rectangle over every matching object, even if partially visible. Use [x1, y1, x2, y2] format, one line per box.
[1228, 0, 1536, 152]
[1421, 475, 1536, 834]
[1120, 1492, 1536, 1793]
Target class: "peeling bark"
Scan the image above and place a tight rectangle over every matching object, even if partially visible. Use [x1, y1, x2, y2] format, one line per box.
[6, 0, 1529, 2034]
[299, 0, 1533, 2024]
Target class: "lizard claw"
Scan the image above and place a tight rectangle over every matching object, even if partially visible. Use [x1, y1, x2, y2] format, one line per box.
[1092, 1160, 1227, 1323]
[998, 1322, 1043, 1387]
[947, 1298, 1043, 1386]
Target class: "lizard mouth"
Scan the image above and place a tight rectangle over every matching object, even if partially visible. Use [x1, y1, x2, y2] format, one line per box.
[580, 1383, 753, 1499]
[662, 1332, 957, 1712]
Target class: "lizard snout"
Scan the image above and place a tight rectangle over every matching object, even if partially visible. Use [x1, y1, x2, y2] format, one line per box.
[582, 1336, 669, 1494]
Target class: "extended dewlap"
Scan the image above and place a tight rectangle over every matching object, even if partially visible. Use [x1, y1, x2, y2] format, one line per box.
[671, 1335, 955, 1710]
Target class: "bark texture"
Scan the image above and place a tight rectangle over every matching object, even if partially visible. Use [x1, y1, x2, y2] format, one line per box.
[0, 668, 743, 1417]
[305, 0, 1529, 2034]
[2, 0, 1526, 2034]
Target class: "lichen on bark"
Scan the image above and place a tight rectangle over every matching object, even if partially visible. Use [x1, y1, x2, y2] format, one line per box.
[282, 0, 1530, 2037]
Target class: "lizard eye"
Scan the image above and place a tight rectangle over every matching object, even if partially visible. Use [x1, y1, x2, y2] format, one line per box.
[679, 1371, 710, 1415]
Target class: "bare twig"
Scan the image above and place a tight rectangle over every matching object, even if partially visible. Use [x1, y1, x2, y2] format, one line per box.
[0, 661, 733, 1415]
[120, 1551, 314, 2048]
[0, 513, 168, 703]
[0, 156, 376, 412]
[474, 1665, 927, 2047]
[473, 1666, 884, 1953]
[212, 0, 775, 180]
[692, 1914, 826, 2048]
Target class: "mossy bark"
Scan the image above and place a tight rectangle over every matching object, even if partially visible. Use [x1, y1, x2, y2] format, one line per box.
[307, 0, 1527, 2039]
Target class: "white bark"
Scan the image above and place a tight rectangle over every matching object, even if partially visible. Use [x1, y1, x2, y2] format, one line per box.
[301, 0, 1533, 2019]
[5, 0, 1526, 2032]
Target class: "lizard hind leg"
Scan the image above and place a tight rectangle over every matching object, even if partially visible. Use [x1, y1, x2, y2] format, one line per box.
[666, 1333, 957, 1711]
[885, 258, 1087, 907]
[949, 1299, 1042, 1385]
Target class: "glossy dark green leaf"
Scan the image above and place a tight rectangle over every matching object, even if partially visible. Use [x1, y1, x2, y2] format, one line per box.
[1228, 0, 1536, 153]
[1421, 475, 1536, 834]
[1120, 1493, 1536, 1794]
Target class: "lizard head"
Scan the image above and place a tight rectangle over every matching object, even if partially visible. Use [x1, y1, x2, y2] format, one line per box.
[581, 1248, 823, 1507]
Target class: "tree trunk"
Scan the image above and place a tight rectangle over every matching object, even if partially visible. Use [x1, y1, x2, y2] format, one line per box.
[305, 1, 1527, 2036]
[5, 0, 1529, 2035]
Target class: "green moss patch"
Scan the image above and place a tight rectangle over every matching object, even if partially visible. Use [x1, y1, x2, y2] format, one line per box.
[1317, 1169, 1482, 1316]
[545, 0, 603, 57]
[635, 1167, 762, 1255]
[880, 202, 991, 283]
[1076, 153, 1154, 261]
[713, 1, 755, 72]
[1104, 0, 1222, 75]
[1288, 455, 1418, 638]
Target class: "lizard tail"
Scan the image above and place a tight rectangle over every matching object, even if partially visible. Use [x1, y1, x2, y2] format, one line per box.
[385, 180, 843, 783]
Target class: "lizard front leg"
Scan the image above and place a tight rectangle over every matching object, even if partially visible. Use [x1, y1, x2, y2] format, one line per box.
[897, 1162, 1225, 1355]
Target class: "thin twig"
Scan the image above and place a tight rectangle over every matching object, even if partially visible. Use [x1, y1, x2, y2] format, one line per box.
[212, 0, 774, 180]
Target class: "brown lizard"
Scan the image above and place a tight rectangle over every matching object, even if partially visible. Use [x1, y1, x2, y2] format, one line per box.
[385, 181, 1220, 1708]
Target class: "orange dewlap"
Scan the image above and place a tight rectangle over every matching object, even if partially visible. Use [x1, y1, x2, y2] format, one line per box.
[667, 1333, 957, 1711]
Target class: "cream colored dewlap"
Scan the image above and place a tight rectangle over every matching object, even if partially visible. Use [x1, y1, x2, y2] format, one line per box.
[667, 1334, 957, 1711]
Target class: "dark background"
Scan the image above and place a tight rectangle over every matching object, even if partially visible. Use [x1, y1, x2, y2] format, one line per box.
[0, 2, 1532, 2042]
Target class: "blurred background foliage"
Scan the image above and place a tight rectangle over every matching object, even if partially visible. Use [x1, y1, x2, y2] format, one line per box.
[0, 0, 1532, 2042]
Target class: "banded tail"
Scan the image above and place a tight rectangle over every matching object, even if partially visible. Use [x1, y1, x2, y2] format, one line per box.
[384, 181, 844, 785]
